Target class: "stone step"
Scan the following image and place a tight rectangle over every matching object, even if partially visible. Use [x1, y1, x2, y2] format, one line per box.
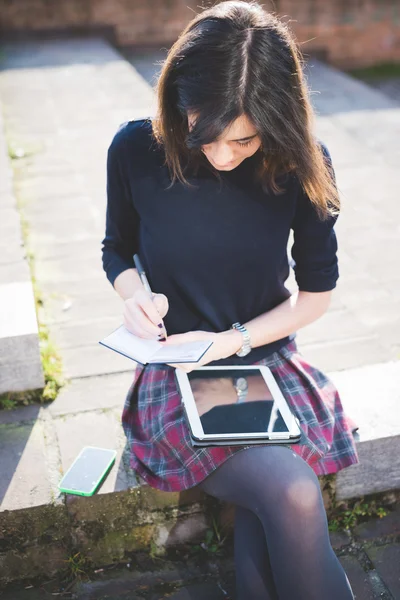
[1, 360, 399, 584]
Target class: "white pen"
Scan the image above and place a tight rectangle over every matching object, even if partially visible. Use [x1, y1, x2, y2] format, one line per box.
[133, 254, 167, 340]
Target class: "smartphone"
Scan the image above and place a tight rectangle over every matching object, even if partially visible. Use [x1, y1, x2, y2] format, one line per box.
[58, 446, 117, 496]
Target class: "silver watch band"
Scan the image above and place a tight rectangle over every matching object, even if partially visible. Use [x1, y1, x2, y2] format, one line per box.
[231, 322, 252, 357]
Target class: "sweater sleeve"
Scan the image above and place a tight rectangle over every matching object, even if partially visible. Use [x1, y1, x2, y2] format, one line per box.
[101, 127, 140, 287]
[290, 142, 339, 292]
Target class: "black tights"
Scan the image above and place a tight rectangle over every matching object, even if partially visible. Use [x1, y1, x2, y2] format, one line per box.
[198, 446, 354, 600]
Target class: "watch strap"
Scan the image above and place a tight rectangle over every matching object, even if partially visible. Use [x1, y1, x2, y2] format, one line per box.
[231, 322, 252, 357]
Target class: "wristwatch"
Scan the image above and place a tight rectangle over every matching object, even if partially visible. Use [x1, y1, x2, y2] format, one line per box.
[233, 377, 248, 403]
[231, 322, 252, 357]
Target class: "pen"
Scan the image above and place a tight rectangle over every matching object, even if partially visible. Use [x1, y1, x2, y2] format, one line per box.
[133, 254, 152, 295]
[133, 254, 167, 340]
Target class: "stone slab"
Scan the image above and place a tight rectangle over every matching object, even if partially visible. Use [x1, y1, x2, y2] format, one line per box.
[329, 530, 352, 550]
[0, 284, 44, 393]
[0, 260, 31, 284]
[366, 544, 400, 599]
[49, 316, 122, 350]
[329, 361, 400, 499]
[297, 308, 370, 345]
[44, 291, 122, 325]
[336, 436, 400, 500]
[48, 371, 133, 416]
[0, 418, 52, 511]
[354, 507, 400, 541]
[0, 339, 44, 394]
[330, 361, 400, 441]
[0, 282, 39, 339]
[0, 403, 42, 425]
[53, 408, 129, 494]
[152, 583, 227, 600]
[0, 543, 67, 586]
[304, 59, 397, 116]
[299, 334, 392, 373]
[338, 556, 376, 600]
[61, 344, 134, 379]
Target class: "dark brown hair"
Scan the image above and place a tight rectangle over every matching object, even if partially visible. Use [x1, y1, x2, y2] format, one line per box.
[152, 0, 339, 218]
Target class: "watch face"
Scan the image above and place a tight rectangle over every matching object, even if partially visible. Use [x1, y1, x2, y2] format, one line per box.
[235, 377, 248, 392]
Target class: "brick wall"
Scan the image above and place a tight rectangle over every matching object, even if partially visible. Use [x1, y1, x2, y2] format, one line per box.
[0, 0, 399, 68]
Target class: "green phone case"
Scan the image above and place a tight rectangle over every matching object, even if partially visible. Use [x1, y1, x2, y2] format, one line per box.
[58, 446, 117, 496]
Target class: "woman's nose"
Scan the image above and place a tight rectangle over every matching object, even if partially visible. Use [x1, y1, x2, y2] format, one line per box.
[209, 143, 235, 166]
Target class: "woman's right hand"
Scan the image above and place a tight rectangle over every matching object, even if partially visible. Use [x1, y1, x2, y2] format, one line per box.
[123, 289, 169, 339]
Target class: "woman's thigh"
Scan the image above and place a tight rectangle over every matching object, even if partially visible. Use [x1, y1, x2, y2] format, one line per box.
[198, 445, 324, 517]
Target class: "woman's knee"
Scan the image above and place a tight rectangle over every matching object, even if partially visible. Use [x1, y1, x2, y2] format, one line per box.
[251, 447, 323, 517]
[284, 475, 322, 515]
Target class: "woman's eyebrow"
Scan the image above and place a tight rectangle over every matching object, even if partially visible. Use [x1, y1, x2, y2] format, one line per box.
[229, 133, 258, 142]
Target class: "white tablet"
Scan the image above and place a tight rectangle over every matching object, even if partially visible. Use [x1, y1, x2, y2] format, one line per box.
[175, 365, 302, 444]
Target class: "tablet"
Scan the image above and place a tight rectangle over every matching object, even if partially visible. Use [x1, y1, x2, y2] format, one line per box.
[175, 365, 302, 444]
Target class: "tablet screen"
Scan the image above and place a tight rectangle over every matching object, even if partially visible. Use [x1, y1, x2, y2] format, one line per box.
[187, 368, 289, 435]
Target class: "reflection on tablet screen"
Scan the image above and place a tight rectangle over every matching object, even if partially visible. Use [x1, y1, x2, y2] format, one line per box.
[187, 369, 289, 435]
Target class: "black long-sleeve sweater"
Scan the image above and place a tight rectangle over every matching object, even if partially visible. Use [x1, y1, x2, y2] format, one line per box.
[101, 118, 339, 364]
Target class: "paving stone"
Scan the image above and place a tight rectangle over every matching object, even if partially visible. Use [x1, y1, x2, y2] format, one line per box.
[0, 418, 52, 511]
[33, 235, 102, 261]
[33, 254, 105, 284]
[49, 315, 122, 349]
[329, 361, 400, 442]
[0, 403, 42, 426]
[298, 334, 392, 373]
[297, 308, 369, 345]
[366, 544, 400, 599]
[339, 556, 376, 600]
[354, 507, 400, 541]
[53, 408, 129, 494]
[0, 239, 26, 265]
[150, 582, 228, 600]
[74, 562, 232, 600]
[44, 290, 122, 325]
[48, 371, 133, 416]
[62, 343, 134, 379]
[305, 58, 396, 115]
[0, 259, 30, 284]
[329, 529, 352, 550]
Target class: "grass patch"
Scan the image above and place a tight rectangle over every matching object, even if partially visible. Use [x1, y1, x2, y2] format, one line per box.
[328, 497, 388, 532]
[64, 552, 91, 581]
[349, 61, 400, 82]
[190, 515, 229, 558]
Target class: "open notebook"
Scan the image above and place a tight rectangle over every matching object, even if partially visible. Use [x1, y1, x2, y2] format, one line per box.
[99, 325, 213, 365]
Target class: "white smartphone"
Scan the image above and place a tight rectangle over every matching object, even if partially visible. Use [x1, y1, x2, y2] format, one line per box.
[175, 365, 302, 444]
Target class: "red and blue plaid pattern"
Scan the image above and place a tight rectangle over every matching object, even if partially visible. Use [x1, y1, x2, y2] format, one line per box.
[122, 340, 359, 492]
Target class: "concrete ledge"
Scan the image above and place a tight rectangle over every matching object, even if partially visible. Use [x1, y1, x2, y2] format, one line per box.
[0, 282, 44, 393]
[1, 362, 399, 584]
[330, 361, 400, 500]
[0, 108, 43, 394]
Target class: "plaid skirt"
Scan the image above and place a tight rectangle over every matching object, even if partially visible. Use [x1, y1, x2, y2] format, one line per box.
[122, 340, 359, 492]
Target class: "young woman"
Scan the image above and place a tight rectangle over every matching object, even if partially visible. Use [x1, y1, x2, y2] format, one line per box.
[102, 2, 359, 598]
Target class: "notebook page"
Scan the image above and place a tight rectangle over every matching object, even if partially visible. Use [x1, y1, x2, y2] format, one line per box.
[100, 325, 160, 364]
[150, 340, 213, 363]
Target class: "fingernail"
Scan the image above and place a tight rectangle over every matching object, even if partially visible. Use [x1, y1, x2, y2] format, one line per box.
[158, 323, 164, 328]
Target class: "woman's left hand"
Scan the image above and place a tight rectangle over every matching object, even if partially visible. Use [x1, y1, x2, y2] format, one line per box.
[162, 329, 242, 372]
